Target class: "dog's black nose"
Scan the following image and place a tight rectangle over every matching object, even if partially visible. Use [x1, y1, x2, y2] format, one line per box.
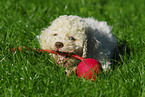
[55, 42, 64, 48]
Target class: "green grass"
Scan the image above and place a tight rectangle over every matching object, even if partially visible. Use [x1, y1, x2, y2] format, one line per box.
[0, 0, 145, 96]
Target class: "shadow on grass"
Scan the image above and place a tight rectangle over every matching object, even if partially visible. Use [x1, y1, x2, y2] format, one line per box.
[111, 40, 131, 70]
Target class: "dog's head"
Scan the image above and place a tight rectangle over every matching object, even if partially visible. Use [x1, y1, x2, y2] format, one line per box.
[40, 15, 87, 58]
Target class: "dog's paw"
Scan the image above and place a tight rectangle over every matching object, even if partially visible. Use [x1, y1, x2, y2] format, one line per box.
[101, 61, 111, 72]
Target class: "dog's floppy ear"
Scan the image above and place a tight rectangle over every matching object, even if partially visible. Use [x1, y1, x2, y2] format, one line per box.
[39, 27, 50, 49]
[82, 37, 87, 58]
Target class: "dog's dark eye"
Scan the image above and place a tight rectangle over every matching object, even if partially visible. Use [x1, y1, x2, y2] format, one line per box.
[53, 34, 57, 36]
[69, 37, 76, 41]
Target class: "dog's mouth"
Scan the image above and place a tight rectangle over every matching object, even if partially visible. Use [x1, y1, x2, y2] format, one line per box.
[55, 49, 83, 58]
[55, 50, 75, 57]
[52, 50, 81, 65]
[52, 51, 72, 65]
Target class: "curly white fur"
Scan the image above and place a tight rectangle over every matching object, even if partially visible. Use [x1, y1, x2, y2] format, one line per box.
[39, 15, 118, 75]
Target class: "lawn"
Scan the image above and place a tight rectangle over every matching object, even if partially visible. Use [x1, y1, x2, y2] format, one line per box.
[0, 0, 145, 96]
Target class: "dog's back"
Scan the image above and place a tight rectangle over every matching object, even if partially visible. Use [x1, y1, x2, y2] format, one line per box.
[84, 17, 118, 71]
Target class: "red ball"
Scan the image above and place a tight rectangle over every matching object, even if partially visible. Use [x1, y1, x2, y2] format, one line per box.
[77, 58, 100, 81]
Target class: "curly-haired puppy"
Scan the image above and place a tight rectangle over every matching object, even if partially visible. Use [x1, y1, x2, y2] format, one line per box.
[39, 15, 118, 75]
